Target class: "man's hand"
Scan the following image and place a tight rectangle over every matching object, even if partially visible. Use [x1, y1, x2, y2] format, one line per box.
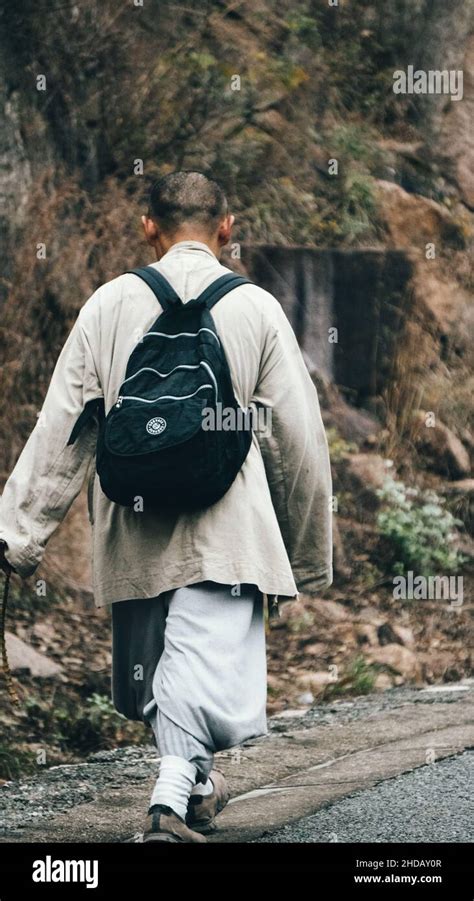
[0, 540, 16, 575]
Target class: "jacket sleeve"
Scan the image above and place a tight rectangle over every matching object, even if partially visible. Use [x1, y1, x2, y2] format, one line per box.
[0, 307, 103, 578]
[251, 296, 333, 595]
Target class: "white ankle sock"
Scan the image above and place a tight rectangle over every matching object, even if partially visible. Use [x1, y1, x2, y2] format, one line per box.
[190, 777, 214, 797]
[149, 755, 198, 821]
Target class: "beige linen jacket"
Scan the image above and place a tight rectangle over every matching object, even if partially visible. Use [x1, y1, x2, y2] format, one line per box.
[0, 240, 333, 607]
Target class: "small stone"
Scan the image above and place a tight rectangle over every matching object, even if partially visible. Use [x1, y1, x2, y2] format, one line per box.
[374, 673, 394, 691]
[296, 691, 315, 705]
[297, 671, 336, 691]
[411, 411, 470, 479]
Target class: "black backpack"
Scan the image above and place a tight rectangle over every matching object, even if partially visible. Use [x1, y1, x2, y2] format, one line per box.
[68, 266, 254, 512]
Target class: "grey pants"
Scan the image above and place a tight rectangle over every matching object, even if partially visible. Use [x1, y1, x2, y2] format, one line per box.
[111, 580, 268, 784]
[148, 708, 214, 784]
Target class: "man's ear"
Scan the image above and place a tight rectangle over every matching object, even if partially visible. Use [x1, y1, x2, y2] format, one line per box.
[141, 214, 159, 246]
[217, 213, 235, 247]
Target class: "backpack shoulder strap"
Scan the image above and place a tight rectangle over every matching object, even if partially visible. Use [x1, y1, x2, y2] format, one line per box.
[67, 396, 105, 446]
[195, 273, 253, 311]
[127, 266, 182, 313]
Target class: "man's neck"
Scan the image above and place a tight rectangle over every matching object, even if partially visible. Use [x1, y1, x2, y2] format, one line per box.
[155, 232, 220, 260]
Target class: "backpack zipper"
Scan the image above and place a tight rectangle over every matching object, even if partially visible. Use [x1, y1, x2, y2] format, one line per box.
[122, 364, 202, 385]
[138, 327, 221, 348]
[196, 361, 218, 397]
[122, 362, 218, 396]
[115, 384, 213, 407]
[116, 362, 219, 408]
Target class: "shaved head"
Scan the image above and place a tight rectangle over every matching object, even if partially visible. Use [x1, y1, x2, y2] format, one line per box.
[148, 170, 228, 237]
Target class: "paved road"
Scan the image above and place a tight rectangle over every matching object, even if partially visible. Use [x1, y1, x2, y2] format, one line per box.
[255, 749, 473, 842]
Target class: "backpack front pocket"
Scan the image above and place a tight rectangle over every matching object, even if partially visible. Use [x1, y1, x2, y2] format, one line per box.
[104, 393, 211, 456]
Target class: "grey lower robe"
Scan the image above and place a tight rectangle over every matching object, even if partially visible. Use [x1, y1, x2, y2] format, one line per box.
[111, 580, 268, 782]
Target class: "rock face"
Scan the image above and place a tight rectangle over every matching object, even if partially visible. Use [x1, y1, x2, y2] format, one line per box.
[440, 33, 474, 209]
[376, 180, 465, 249]
[0, 79, 32, 289]
[242, 246, 414, 406]
[403, 0, 474, 126]
[412, 412, 471, 479]
[242, 245, 335, 381]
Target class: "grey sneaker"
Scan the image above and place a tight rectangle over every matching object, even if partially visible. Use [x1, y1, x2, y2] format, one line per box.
[143, 803, 208, 843]
[185, 769, 230, 834]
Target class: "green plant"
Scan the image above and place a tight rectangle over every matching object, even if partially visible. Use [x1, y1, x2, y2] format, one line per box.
[331, 124, 384, 169]
[82, 693, 120, 726]
[0, 744, 38, 781]
[376, 477, 466, 576]
[323, 655, 377, 700]
[23, 690, 141, 754]
[285, 12, 321, 50]
[326, 426, 358, 462]
[56, 693, 132, 750]
[340, 171, 378, 243]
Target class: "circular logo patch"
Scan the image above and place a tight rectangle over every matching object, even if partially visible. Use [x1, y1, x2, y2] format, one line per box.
[146, 416, 167, 436]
